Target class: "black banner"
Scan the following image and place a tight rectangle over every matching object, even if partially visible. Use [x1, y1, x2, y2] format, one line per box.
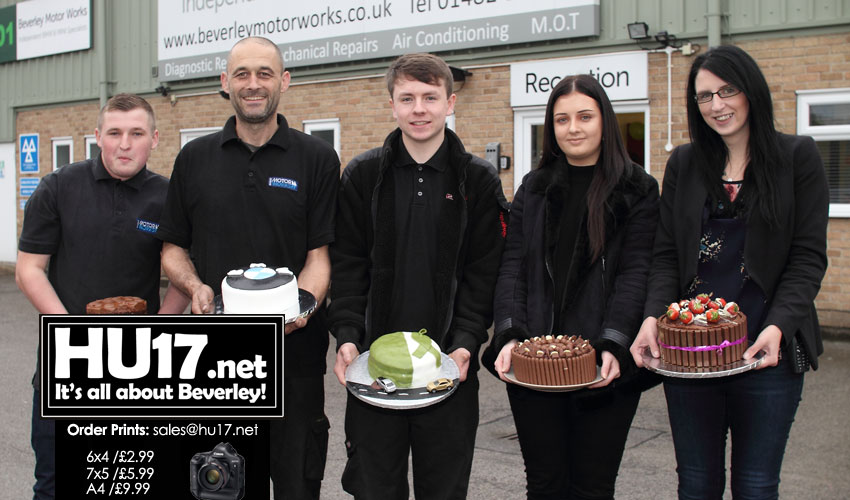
[40, 315, 284, 418]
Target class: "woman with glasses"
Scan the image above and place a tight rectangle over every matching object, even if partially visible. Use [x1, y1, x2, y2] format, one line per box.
[630, 45, 829, 499]
[485, 74, 659, 499]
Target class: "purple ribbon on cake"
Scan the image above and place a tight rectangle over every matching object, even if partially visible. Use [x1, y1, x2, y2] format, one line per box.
[658, 337, 745, 354]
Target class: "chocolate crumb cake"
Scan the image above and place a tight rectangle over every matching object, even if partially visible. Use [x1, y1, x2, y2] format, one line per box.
[511, 335, 597, 385]
[86, 296, 147, 314]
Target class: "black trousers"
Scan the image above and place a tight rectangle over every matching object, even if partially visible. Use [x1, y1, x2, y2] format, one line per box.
[506, 383, 641, 500]
[341, 375, 479, 500]
[270, 375, 329, 500]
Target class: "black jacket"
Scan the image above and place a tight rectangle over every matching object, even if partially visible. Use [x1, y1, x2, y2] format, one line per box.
[644, 134, 829, 368]
[489, 160, 659, 377]
[329, 128, 508, 364]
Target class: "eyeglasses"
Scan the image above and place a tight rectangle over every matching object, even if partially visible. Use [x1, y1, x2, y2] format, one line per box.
[694, 86, 742, 104]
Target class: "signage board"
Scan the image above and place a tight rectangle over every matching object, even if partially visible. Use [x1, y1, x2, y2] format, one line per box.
[19, 133, 39, 173]
[20, 176, 39, 196]
[510, 52, 648, 107]
[158, 0, 600, 81]
[0, 0, 91, 64]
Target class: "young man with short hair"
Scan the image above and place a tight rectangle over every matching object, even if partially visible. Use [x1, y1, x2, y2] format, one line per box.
[156, 37, 340, 499]
[329, 53, 507, 499]
[17, 93, 188, 500]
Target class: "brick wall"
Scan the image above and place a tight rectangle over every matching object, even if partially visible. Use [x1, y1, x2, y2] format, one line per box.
[14, 31, 850, 326]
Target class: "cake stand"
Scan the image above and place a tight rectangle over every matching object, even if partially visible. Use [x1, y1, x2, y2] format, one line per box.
[503, 367, 603, 393]
[213, 289, 317, 324]
[641, 350, 765, 378]
[345, 352, 460, 410]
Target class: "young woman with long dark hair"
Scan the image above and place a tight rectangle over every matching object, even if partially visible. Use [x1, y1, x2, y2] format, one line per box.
[630, 45, 829, 499]
[484, 74, 659, 499]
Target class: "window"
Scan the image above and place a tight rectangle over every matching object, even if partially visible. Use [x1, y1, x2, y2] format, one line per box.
[85, 135, 100, 160]
[180, 127, 221, 149]
[797, 89, 850, 217]
[303, 118, 341, 158]
[52, 137, 73, 171]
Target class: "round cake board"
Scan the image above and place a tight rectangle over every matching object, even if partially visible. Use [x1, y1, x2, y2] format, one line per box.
[503, 366, 603, 393]
[345, 352, 460, 410]
[213, 289, 317, 324]
[641, 350, 765, 379]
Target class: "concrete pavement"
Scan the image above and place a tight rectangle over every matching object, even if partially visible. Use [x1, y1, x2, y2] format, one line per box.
[1, 271, 848, 499]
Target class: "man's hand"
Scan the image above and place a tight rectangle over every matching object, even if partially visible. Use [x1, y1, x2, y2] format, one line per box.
[190, 284, 215, 315]
[630, 316, 660, 368]
[448, 347, 471, 382]
[161, 243, 216, 315]
[494, 340, 518, 383]
[334, 342, 360, 385]
[284, 317, 308, 335]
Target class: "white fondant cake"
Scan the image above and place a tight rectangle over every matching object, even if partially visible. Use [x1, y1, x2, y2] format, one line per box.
[367, 330, 442, 389]
[221, 263, 299, 319]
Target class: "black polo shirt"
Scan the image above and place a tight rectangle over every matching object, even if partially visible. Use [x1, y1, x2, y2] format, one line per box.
[385, 137, 449, 336]
[19, 157, 168, 315]
[156, 114, 340, 377]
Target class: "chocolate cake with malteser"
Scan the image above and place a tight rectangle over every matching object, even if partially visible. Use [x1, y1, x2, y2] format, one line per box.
[511, 335, 597, 385]
[657, 294, 747, 368]
[86, 296, 147, 314]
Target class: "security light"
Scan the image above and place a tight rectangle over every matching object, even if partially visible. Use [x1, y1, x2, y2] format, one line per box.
[627, 22, 649, 40]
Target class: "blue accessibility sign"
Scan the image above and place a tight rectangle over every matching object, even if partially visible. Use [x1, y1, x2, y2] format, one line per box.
[20, 133, 39, 173]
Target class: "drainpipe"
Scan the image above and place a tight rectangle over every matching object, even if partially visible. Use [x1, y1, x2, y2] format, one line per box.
[706, 0, 723, 47]
[97, 0, 108, 107]
[649, 45, 680, 153]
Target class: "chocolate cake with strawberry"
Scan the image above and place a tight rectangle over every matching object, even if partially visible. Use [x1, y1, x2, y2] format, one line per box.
[657, 294, 747, 368]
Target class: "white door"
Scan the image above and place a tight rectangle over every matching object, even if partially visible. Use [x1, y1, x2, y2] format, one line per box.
[512, 102, 650, 195]
[0, 143, 17, 262]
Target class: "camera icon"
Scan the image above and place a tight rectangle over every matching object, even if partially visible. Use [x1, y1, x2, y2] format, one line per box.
[189, 442, 245, 500]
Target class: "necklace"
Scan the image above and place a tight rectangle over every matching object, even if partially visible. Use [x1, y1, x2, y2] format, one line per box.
[724, 157, 748, 182]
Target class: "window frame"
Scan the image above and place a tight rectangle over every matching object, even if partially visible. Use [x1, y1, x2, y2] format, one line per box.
[797, 88, 850, 217]
[51, 136, 73, 171]
[303, 118, 341, 158]
[180, 127, 221, 149]
[84, 135, 99, 160]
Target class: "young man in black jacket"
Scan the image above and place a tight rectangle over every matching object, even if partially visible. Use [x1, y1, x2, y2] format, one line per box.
[329, 53, 507, 499]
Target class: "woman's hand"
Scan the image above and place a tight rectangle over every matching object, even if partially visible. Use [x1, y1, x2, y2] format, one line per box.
[589, 351, 620, 389]
[494, 339, 518, 382]
[744, 324, 783, 369]
[630, 316, 660, 367]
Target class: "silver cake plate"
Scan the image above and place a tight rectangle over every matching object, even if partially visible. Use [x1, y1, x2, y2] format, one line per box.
[641, 350, 765, 379]
[214, 289, 317, 324]
[503, 366, 603, 393]
[345, 351, 460, 410]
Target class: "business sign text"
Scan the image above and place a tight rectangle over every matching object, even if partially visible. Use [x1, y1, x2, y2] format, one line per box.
[158, 0, 600, 81]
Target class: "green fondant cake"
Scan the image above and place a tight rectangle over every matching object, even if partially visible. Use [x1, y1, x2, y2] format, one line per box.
[368, 330, 442, 388]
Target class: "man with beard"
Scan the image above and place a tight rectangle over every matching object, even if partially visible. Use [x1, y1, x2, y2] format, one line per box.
[156, 37, 340, 499]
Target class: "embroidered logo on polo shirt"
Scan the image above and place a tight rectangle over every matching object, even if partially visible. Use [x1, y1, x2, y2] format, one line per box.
[269, 177, 298, 191]
[445, 193, 454, 200]
[136, 219, 159, 234]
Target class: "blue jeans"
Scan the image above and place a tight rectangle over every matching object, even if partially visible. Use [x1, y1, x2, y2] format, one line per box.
[31, 390, 55, 500]
[663, 358, 803, 500]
